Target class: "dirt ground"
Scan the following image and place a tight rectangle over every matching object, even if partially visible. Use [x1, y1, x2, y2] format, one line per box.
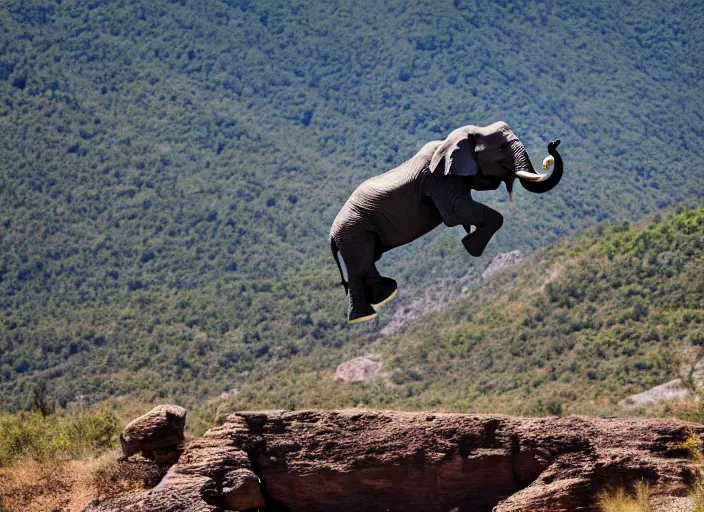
[0, 459, 103, 512]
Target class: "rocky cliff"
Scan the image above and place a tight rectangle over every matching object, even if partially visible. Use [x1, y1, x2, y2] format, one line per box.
[88, 409, 702, 512]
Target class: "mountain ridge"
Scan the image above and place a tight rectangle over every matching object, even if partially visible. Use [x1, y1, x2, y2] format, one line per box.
[1, 0, 703, 410]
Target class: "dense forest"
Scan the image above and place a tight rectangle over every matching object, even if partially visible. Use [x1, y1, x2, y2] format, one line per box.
[0, 0, 702, 410]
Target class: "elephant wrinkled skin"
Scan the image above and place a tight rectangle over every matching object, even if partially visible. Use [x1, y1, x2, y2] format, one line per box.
[330, 122, 563, 323]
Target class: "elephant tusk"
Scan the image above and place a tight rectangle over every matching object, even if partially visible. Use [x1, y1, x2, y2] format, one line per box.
[515, 170, 545, 181]
[516, 157, 555, 183]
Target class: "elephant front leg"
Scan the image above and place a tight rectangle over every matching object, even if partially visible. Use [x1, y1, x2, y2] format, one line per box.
[428, 182, 505, 258]
[459, 200, 503, 257]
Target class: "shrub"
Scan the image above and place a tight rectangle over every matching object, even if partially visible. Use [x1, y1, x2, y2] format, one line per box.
[689, 471, 704, 512]
[0, 409, 120, 466]
[93, 459, 167, 497]
[676, 430, 703, 461]
[598, 482, 651, 512]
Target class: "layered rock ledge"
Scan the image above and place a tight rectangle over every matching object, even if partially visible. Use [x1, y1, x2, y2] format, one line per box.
[88, 410, 703, 512]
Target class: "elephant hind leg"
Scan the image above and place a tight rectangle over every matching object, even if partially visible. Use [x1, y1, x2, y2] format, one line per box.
[368, 235, 398, 309]
[336, 231, 400, 322]
[336, 232, 379, 323]
[373, 235, 398, 262]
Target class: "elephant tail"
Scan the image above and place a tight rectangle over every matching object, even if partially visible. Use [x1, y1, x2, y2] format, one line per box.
[330, 237, 349, 295]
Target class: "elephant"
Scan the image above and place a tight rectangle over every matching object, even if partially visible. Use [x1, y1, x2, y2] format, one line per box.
[329, 121, 564, 323]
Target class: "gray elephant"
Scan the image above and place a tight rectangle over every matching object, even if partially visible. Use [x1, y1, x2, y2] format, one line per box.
[330, 121, 564, 323]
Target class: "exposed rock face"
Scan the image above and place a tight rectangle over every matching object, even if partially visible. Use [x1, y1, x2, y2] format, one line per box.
[379, 277, 467, 336]
[90, 410, 702, 512]
[620, 379, 690, 408]
[481, 250, 522, 280]
[221, 468, 266, 510]
[120, 405, 187, 464]
[381, 251, 522, 336]
[334, 355, 382, 383]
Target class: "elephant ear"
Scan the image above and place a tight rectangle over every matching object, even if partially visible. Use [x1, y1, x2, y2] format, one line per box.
[429, 126, 479, 176]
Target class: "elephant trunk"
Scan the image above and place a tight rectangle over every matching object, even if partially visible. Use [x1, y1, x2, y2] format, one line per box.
[512, 139, 564, 194]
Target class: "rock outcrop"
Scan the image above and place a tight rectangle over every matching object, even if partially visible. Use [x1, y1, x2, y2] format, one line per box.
[120, 405, 187, 465]
[381, 251, 523, 336]
[334, 355, 382, 383]
[481, 250, 523, 280]
[89, 409, 702, 512]
[619, 379, 690, 409]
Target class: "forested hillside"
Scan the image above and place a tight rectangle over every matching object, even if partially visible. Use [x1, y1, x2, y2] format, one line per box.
[228, 205, 704, 416]
[1, 0, 703, 409]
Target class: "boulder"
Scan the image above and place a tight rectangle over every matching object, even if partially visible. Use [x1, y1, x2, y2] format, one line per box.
[334, 355, 382, 383]
[120, 404, 187, 462]
[619, 379, 690, 408]
[222, 468, 266, 510]
[91, 409, 703, 512]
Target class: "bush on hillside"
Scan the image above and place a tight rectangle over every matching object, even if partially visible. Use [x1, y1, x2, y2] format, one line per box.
[0, 409, 120, 466]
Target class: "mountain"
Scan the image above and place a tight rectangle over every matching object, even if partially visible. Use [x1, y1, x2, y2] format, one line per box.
[225, 205, 704, 416]
[1, 0, 703, 410]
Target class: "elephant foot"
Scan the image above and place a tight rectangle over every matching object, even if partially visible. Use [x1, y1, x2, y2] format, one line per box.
[348, 302, 377, 324]
[462, 231, 493, 258]
[367, 277, 398, 310]
[462, 212, 503, 257]
[373, 288, 397, 310]
[462, 233, 488, 257]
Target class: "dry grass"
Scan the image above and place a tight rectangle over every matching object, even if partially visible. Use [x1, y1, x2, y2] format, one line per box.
[687, 470, 704, 512]
[0, 450, 166, 512]
[92, 456, 167, 497]
[0, 456, 112, 512]
[0, 407, 173, 511]
[598, 482, 652, 512]
[676, 431, 704, 511]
